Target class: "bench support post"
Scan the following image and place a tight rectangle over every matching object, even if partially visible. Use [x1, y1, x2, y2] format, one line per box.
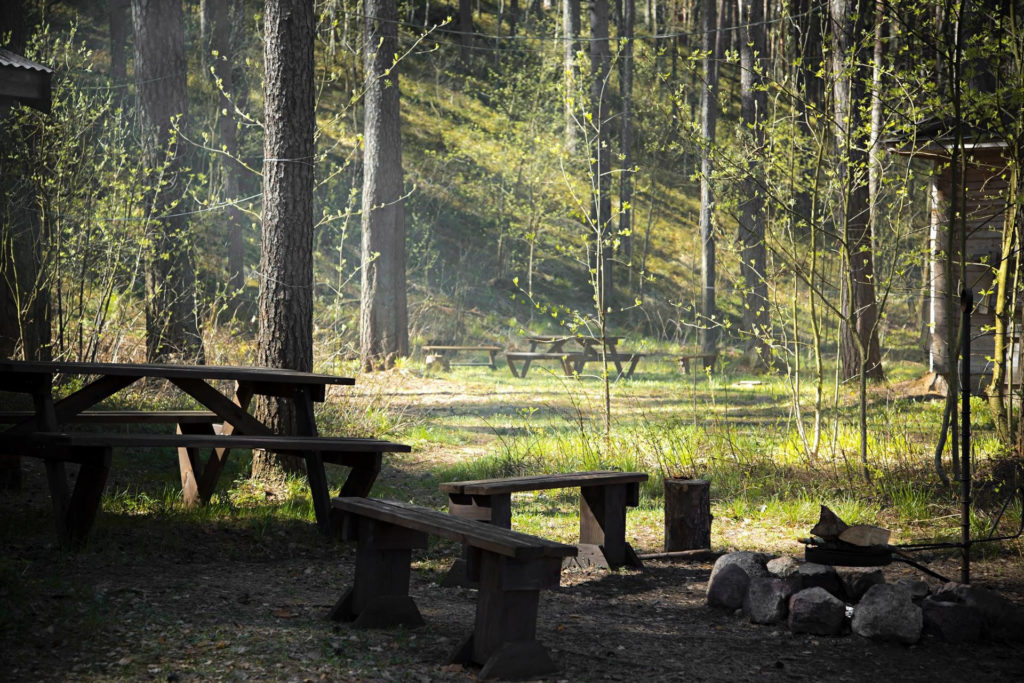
[579, 483, 643, 569]
[449, 551, 562, 680]
[442, 493, 512, 587]
[329, 516, 426, 628]
[38, 445, 112, 549]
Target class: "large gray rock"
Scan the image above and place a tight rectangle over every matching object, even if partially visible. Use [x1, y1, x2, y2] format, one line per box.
[766, 556, 800, 579]
[796, 562, 845, 600]
[745, 577, 798, 625]
[932, 582, 1024, 642]
[707, 562, 750, 610]
[851, 583, 922, 644]
[922, 597, 983, 642]
[788, 587, 846, 636]
[836, 567, 885, 603]
[893, 578, 930, 603]
[709, 551, 772, 585]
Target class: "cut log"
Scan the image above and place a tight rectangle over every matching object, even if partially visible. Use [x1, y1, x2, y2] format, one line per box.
[664, 478, 712, 551]
[839, 524, 891, 547]
[810, 505, 849, 541]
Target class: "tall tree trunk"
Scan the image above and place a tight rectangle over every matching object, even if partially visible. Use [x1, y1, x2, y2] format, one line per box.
[590, 0, 613, 312]
[563, 0, 580, 153]
[738, 0, 770, 366]
[109, 0, 130, 84]
[132, 0, 204, 363]
[830, 0, 882, 381]
[619, 0, 635, 286]
[252, 0, 316, 479]
[459, 0, 473, 64]
[360, 0, 409, 370]
[699, 0, 719, 357]
[203, 0, 246, 297]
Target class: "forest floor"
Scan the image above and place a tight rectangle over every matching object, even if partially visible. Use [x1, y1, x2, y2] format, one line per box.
[2, 370, 1024, 681]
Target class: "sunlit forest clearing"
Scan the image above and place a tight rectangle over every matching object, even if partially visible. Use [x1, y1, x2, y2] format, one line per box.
[3, 0, 1024, 679]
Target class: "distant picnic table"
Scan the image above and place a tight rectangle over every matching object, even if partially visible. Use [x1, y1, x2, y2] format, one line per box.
[0, 360, 409, 545]
[505, 335, 643, 379]
[421, 344, 503, 370]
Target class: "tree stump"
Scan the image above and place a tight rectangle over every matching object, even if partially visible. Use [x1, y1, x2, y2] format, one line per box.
[664, 478, 711, 551]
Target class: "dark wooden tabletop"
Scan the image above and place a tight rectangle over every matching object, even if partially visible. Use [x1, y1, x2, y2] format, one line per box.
[0, 360, 354, 386]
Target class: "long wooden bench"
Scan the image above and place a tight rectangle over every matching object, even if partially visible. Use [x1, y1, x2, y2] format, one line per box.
[678, 352, 718, 374]
[504, 351, 579, 377]
[421, 345, 503, 370]
[0, 409, 221, 426]
[329, 497, 576, 681]
[7, 431, 409, 547]
[441, 470, 648, 575]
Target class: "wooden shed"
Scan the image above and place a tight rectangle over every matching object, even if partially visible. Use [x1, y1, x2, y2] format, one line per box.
[890, 125, 1014, 394]
[0, 47, 52, 112]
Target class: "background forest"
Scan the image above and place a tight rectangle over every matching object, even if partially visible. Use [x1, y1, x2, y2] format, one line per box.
[2, 1, 1024, 485]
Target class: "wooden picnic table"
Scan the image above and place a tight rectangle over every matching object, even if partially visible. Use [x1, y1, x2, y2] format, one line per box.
[506, 335, 642, 379]
[0, 360, 409, 541]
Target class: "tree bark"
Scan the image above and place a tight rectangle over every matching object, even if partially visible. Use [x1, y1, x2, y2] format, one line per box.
[664, 478, 712, 550]
[830, 0, 883, 381]
[252, 0, 316, 479]
[619, 0, 635, 284]
[563, 0, 580, 153]
[738, 0, 770, 366]
[360, 0, 409, 371]
[132, 0, 204, 363]
[203, 0, 247, 297]
[699, 0, 719, 357]
[590, 0, 613, 311]
[108, 0, 131, 84]
[459, 0, 473, 64]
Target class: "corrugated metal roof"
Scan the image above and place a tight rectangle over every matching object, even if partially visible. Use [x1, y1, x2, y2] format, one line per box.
[0, 48, 53, 74]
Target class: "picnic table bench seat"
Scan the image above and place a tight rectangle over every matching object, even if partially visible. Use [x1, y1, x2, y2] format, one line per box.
[677, 352, 719, 373]
[7, 431, 410, 547]
[441, 470, 648, 572]
[330, 496, 576, 681]
[0, 409, 221, 425]
[421, 345, 503, 370]
[504, 351, 643, 379]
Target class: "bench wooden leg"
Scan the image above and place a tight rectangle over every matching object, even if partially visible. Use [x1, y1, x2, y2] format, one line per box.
[442, 493, 512, 587]
[329, 516, 427, 628]
[176, 422, 219, 507]
[41, 446, 112, 549]
[578, 483, 643, 569]
[450, 550, 562, 680]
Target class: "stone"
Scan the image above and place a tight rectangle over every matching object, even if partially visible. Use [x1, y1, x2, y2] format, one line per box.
[921, 597, 983, 642]
[709, 551, 772, 585]
[931, 582, 1024, 642]
[851, 583, 922, 644]
[796, 562, 845, 600]
[745, 577, 798, 625]
[788, 587, 846, 636]
[707, 562, 750, 610]
[767, 556, 800, 579]
[836, 567, 885, 603]
[893, 578, 930, 603]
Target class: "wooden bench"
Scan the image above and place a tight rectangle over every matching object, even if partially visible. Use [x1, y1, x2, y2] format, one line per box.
[0, 409, 221, 426]
[678, 352, 718, 374]
[440, 470, 648, 574]
[421, 345, 503, 370]
[7, 431, 409, 547]
[504, 351, 581, 377]
[329, 497, 576, 681]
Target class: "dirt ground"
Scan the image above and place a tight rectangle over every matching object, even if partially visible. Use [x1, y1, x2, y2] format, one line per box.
[3, 372, 1024, 681]
[3, 472, 1024, 682]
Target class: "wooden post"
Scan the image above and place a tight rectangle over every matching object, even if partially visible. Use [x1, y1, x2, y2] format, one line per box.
[663, 478, 711, 551]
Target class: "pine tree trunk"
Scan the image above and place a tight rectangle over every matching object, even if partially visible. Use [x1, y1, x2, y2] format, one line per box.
[590, 0, 613, 311]
[619, 0, 635, 281]
[360, 0, 409, 371]
[830, 0, 882, 381]
[252, 0, 316, 479]
[699, 0, 719, 357]
[132, 0, 204, 363]
[563, 0, 580, 153]
[738, 0, 769, 366]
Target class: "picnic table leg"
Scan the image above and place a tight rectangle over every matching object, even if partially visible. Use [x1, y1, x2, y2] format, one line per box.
[442, 493, 511, 587]
[578, 483, 644, 569]
[450, 551, 562, 680]
[293, 387, 334, 533]
[62, 446, 112, 548]
[487, 349, 497, 370]
[505, 355, 522, 378]
[329, 516, 426, 628]
[176, 422, 218, 507]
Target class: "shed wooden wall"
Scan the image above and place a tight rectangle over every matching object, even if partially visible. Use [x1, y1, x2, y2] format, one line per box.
[929, 148, 1012, 393]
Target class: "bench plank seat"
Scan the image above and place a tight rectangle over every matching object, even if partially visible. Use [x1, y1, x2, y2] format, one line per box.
[422, 345, 503, 369]
[0, 409, 221, 425]
[442, 470, 648, 573]
[330, 497, 574, 679]
[9, 431, 410, 547]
